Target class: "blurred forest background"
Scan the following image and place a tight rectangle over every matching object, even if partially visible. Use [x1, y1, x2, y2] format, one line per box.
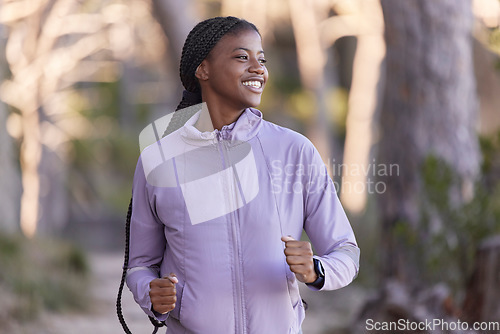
[1, 0, 500, 333]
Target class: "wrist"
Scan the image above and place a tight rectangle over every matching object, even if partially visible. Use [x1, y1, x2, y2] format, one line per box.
[306, 258, 325, 288]
[307, 272, 318, 284]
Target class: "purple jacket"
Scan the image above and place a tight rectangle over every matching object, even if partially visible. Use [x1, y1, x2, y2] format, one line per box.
[126, 107, 359, 334]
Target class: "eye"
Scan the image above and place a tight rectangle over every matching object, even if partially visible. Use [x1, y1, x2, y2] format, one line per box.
[259, 58, 267, 64]
[236, 55, 248, 60]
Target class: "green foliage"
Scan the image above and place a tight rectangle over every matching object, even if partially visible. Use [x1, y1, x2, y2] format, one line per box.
[393, 220, 419, 247]
[480, 130, 500, 175]
[0, 233, 90, 321]
[418, 135, 500, 291]
[484, 2, 500, 64]
[287, 90, 317, 121]
[421, 155, 455, 209]
[489, 27, 500, 55]
[327, 87, 349, 140]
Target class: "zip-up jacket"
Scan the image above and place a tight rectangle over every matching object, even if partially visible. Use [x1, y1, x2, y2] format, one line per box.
[126, 107, 360, 334]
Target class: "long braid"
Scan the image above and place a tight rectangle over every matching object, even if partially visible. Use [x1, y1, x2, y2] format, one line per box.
[117, 197, 165, 333]
[116, 197, 133, 334]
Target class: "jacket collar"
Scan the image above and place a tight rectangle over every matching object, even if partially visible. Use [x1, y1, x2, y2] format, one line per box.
[180, 107, 262, 146]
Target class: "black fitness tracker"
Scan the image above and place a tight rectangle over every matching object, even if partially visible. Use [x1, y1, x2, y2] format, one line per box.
[306, 258, 325, 288]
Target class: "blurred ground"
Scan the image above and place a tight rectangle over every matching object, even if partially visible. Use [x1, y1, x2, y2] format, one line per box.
[4, 252, 365, 334]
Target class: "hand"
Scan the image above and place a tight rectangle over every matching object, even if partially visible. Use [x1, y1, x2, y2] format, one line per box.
[281, 236, 317, 284]
[149, 273, 178, 314]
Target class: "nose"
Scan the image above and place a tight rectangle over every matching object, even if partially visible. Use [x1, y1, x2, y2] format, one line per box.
[249, 58, 265, 75]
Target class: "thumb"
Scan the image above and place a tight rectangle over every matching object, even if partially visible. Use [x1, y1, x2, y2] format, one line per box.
[281, 235, 295, 242]
[163, 273, 178, 284]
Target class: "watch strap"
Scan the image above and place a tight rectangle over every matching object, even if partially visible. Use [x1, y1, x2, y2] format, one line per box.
[306, 258, 325, 288]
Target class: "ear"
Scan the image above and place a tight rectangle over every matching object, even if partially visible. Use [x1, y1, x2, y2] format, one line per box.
[195, 60, 209, 81]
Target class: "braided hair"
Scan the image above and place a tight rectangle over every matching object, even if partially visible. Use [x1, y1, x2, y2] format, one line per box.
[163, 16, 260, 136]
[118, 17, 260, 334]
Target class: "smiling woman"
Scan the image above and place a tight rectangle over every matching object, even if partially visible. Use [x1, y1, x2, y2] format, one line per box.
[120, 16, 359, 334]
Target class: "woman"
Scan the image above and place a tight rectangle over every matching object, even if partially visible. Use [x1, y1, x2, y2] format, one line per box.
[126, 16, 359, 334]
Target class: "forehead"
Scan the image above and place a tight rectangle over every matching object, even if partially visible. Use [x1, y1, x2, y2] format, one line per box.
[209, 29, 263, 55]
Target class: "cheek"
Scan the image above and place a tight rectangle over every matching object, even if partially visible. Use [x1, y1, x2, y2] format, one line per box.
[210, 69, 234, 90]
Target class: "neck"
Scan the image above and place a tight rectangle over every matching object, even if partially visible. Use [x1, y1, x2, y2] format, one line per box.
[210, 110, 245, 131]
[203, 99, 246, 131]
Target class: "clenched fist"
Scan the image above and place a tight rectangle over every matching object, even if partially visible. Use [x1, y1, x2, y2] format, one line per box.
[281, 236, 317, 284]
[150, 273, 178, 314]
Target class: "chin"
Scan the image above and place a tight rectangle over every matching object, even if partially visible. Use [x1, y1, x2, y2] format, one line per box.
[244, 98, 262, 109]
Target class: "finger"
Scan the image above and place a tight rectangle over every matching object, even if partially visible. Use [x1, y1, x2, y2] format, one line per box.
[160, 304, 176, 314]
[283, 239, 311, 250]
[284, 246, 313, 256]
[164, 273, 179, 284]
[150, 291, 176, 302]
[154, 302, 176, 315]
[153, 273, 178, 287]
[151, 295, 177, 306]
[152, 279, 175, 289]
[282, 237, 305, 249]
[151, 276, 174, 285]
[162, 304, 176, 314]
[155, 287, 177, 296]
[156, 295, 177, 314]
[289, 264, 310, 275]
[283, 241, 304, 249]
[285, 255, 312, 266]
[150, 283, 177, 295]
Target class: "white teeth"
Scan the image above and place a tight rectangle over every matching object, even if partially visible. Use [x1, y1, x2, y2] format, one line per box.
[242, 81, 262, 88]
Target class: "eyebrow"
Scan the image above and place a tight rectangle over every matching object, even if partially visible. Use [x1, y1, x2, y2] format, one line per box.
[232, 47, 265, 54]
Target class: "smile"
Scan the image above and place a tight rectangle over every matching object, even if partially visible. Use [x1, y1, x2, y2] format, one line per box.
[242, 80, 262, 89]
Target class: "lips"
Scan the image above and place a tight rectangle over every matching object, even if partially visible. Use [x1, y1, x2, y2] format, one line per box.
[242, 80, 262, 89]
[242, 78, 264, 92]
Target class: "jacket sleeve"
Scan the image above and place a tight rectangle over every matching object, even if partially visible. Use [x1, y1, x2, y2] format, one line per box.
[303, 145, 360, 291]
[125, 156, 169, 321]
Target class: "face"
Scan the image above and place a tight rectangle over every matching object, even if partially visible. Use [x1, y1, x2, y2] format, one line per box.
[196, 29, 269, 113]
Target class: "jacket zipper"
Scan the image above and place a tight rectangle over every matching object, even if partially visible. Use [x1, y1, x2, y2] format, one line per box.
[217, 130, 246, 334]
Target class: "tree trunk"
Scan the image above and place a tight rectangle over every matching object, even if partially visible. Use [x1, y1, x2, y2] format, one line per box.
[473, 38, 500, 136]
[0, 106, 20, 234]
[288, 0, 335, 169]
[377, 0, 480, 285]
[151, 0, 196, 66]
[339, 0, 385, 213]
[353, 3, 481, 328]
[150, 0, 197, 113]
[463, 235, 500, 323]
[0, 25, 21, 234]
